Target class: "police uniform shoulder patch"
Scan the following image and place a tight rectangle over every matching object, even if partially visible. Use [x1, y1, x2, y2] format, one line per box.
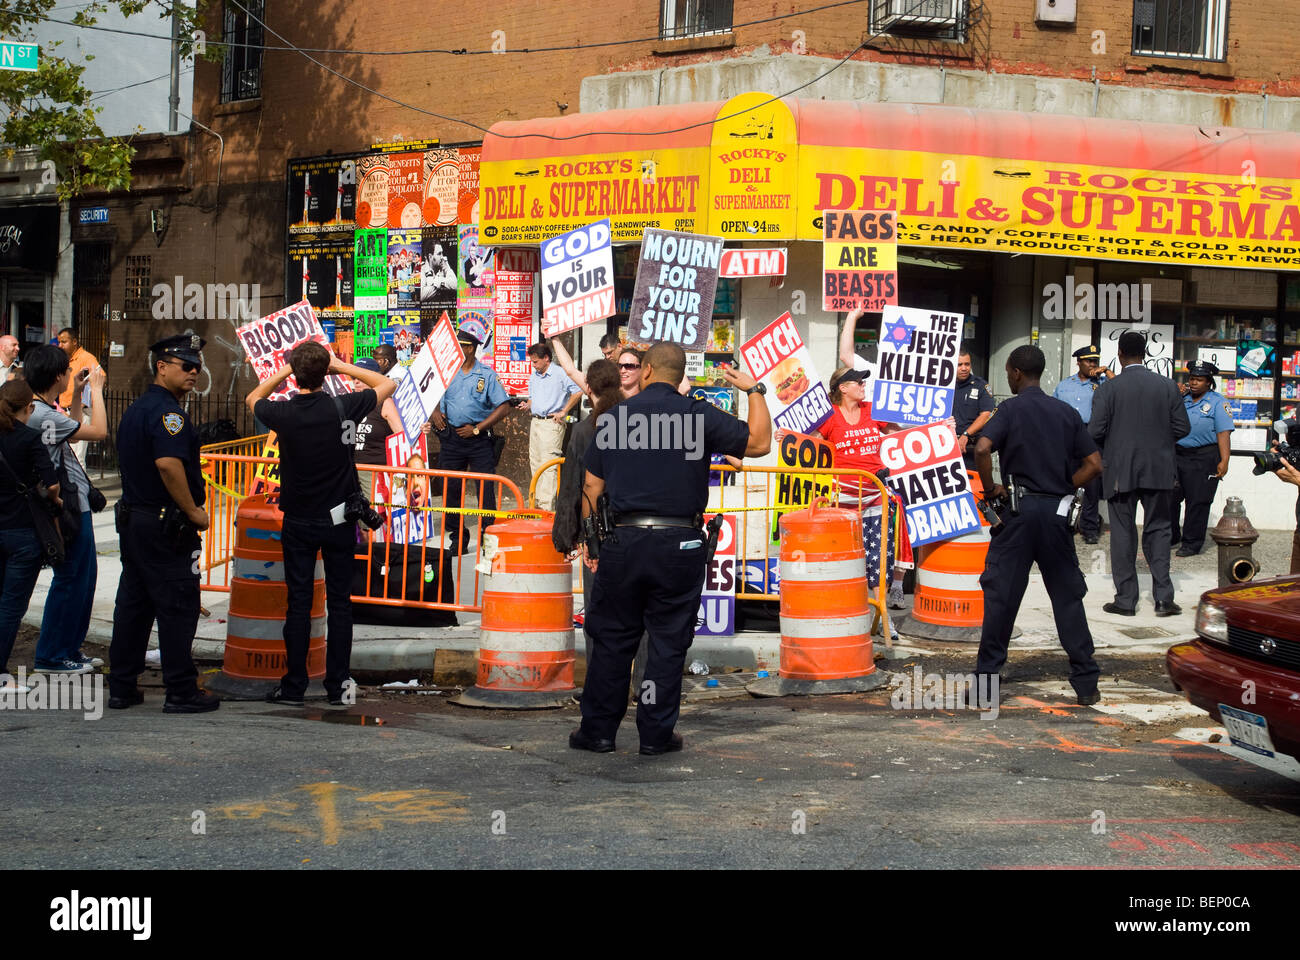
[1223, 402, 1231, 414]
[162, 412, 184, 436]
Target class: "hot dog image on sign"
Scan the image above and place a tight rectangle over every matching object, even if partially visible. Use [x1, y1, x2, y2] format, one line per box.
[871, 305, 962, 427]
[739, 311, 832, 435]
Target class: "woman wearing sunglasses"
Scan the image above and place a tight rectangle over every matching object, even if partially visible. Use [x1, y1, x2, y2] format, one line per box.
[549, 338, 645, 402]
[25, 345, 108, 675]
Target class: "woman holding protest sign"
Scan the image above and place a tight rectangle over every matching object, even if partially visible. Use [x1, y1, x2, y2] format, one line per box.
[809, 366, 910, 639]
[552, 338, 644, 403]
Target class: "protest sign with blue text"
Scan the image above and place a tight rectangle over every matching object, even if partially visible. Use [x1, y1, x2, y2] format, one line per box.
[879, 421, 980, 547]
[871, 305, 962, 426]
[541, 219, 614, 337]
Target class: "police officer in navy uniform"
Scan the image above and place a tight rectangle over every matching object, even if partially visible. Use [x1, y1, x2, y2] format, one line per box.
[1171, 360, 1234, 556]
[571, 343, 771, 755]
[973, 345, 1103, 706]
[429, 327, 511, 553]
[1053, 344, 1111, 543]
[108, 335, 219, 713]
[953, 345, 996, 470]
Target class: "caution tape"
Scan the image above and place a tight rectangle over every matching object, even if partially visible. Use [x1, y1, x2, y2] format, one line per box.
[202, 475, 250, 500]
[377, 502, 546, 520]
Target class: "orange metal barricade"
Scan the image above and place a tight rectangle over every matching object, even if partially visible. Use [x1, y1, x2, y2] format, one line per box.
[198, 452, 530, 615]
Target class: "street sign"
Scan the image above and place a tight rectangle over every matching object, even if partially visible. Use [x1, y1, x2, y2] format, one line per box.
[0, 42, 38, 72]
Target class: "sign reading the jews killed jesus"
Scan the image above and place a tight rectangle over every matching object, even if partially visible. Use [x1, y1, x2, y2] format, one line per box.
[628, 228, 724, 351]
[871, 305, 961, 426]
[739, 311, 833, 434]
[236, 300, 352, 400]
[541, 219, 614, 337]
[822, 209, 897, 312]
[879, 421, 981, 547]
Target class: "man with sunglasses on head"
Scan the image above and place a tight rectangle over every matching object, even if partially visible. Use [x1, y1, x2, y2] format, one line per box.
[108, 335, 218, 713]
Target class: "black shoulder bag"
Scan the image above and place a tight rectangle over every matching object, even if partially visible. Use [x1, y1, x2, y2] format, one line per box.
[0, 443, 66, 567]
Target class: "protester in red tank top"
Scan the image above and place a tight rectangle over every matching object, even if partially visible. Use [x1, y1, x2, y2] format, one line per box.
[813, 367, 886, 500]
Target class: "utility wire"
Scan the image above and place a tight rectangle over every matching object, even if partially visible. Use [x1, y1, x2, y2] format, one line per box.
[38, 0, 875, 55]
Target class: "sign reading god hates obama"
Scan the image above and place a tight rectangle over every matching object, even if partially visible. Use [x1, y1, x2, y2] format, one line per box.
[628, 228, 724, 351]
[879, 421, 981, 547]
[871, 306, 962, 426]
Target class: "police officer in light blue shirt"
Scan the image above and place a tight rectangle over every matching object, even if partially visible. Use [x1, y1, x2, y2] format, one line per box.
[1053, 344, 1111, 543]
[429, 327, 511, 552]
[1171, 360, 1234, 557]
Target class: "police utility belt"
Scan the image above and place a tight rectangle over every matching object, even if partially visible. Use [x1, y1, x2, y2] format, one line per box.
[115, 501, 198, 546]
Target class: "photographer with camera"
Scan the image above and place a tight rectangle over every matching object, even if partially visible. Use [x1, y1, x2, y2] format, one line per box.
[245, 343, 396, 706]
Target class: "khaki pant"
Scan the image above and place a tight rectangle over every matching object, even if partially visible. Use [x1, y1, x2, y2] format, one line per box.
[529, 416, 567, 511]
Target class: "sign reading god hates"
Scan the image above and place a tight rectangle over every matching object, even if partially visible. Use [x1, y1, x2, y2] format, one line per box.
[822, 210, 898, 312]
[872, 306, 962, 426]
[770, 431, 834, 543]
[541, 219, 614, 337]
[237, 301, 353, 400]
[739, 312, 833, 434]
[879, 421, 981, 546]
[628, 228, 724, 351]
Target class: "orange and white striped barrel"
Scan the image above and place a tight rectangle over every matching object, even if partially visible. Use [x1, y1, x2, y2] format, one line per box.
[898, 471, 1019, 643]
[453, 518, 576, 709]
[748, 499, 888, 697]
[205, 494, 327, 699]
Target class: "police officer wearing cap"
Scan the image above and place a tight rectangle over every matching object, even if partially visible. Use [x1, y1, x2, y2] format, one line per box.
[108, 335, 218, 713]
[429, 327, 511, 552]
[571, 342, 771, 755]
[974, 344, 1103, 705]
[953, 344, 996, 470]
[1171, 360, 1234, 556]
[1054, 344, 1112, 543]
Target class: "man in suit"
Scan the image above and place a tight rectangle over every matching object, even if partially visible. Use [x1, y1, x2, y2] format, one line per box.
[1088, 331, 1191, 617]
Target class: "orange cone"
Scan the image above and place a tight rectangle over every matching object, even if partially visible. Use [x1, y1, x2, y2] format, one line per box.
[453, 518, 576, 709]
[204, 494, 328, 699]
[748, 499, 889, 696]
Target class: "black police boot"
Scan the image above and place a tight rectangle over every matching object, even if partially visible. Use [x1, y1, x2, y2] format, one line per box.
[163, 690, 220, 714]
[639, 732, 684, 756]
[108, 689, 145, 710]
[568, 727, 615, 753]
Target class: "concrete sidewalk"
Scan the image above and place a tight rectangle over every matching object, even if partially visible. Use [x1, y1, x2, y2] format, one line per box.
[23, 504, 1264, 674]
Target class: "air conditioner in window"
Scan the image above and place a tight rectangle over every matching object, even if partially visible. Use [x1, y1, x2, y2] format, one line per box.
[880, 0, 962, 28]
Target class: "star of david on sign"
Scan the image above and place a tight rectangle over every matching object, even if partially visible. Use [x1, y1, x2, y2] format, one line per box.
[881, 314, 915, 351]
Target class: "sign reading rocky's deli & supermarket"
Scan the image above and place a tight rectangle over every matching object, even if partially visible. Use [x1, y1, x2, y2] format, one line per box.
[480, 96, 1300, 270]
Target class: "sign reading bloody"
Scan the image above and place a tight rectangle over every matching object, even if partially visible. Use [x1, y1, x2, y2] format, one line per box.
[236, 300, 353, 399]
[822, 209, 898, 312]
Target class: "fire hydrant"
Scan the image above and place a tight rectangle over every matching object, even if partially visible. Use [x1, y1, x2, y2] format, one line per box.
[1209, 497, 1259, 588]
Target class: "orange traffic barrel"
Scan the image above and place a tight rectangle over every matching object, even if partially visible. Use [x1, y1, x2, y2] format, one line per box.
[748, 499, 888, 697]
[898, 472, 1020, 643]
[204, 494, 328, 700]
[453, 518, 576, 709]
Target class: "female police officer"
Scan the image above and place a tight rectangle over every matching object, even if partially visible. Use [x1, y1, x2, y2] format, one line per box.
[1170, 360, 1233, 557]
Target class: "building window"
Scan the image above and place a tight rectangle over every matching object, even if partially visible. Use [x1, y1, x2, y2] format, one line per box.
[870, 0, 969, 43]
[125, 255, 152, 319]
[659, 0, 733, 39]
[221, 0, 264, 102]
[1132, 0, 1228, 61]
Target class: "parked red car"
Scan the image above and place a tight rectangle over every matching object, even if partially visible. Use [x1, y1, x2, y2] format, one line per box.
[1166, 577, 1300, 763]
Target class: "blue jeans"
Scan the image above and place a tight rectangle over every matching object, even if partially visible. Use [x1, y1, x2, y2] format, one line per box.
[0, 526, 43, 673]
[34, 510, 97, 667]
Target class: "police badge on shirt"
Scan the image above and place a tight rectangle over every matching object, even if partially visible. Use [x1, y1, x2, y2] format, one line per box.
[162, 412, 184, 436]
[475, 377, 486, 394]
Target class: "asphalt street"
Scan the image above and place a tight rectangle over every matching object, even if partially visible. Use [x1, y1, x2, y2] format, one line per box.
[5, 644, 1299, 870]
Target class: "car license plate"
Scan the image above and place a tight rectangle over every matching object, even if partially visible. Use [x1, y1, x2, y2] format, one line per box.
[1217, 704, 1276, 758]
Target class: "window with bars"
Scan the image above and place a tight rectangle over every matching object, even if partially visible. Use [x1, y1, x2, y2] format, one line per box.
[658, 0, 733, 39]
[125, 255, 152, 319]
[221, 0, 265, 102]
[1132, 0, 1229, 61]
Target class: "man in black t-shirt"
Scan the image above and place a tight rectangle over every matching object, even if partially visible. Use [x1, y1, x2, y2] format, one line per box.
[245, 342, 396, 706]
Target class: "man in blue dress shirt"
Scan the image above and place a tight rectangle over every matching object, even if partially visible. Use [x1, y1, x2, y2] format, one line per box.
[1171, 360, 1234, 557]
[430, 328, 512, 552]
[1053, 344, 1111, 544]
[519, 341, 581, 511]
